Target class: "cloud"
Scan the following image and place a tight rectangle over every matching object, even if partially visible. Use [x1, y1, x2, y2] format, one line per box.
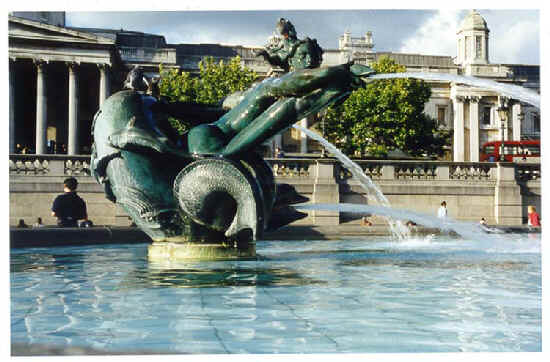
[486, 11, 540, 65]
[66, 10, 540, 65]
[398, 10, 464, 57]
[162, 29, 269, 47]
[397, 9, 540, 65]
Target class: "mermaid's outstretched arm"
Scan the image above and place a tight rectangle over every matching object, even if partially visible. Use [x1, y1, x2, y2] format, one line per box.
[187, 63, 374, 155]
[216, 63, 369, 135]
[221, 87, 350, 156]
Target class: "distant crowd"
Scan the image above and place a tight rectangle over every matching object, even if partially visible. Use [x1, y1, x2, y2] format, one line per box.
[14, 142, 91, 155]
[359, 200, 540, 230]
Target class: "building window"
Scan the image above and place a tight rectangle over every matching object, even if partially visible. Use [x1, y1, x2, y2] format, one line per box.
[534, 114, 540, 133]
[475, 36, 482, 58]
[437, 106, 446, 127]
[465, 36, 471, 59]
[482, 106, 491, 126]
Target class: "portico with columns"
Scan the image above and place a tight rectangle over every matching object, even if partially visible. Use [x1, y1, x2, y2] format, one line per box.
[8, 16, 116, 155]
[450, 86, 524, 162]
[8, 11, 539, 160]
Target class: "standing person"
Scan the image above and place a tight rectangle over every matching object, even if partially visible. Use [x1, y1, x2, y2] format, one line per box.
[437, 201, 448, 219]
[527, 205, 541, 227]
[275, 146, 285, 158]
[51, 177, 88, 227]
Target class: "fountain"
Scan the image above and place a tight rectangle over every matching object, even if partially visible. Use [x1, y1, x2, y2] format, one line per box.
[91, 18, 377, 261]
[90, 17, 540, 261]
[10, 17, 542, 355]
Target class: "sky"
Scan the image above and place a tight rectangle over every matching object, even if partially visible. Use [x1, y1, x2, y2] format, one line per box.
[63, 7, 541, 65]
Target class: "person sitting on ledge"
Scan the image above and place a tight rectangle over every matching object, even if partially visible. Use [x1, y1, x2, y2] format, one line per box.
[17, 219, 28, 228]
[51, 177, 88, 227]
[32, 217, 45, 228]
[361, 217, 373, 226]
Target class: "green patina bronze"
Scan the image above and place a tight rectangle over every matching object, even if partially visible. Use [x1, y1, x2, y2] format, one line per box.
[91, 19, 375, 260]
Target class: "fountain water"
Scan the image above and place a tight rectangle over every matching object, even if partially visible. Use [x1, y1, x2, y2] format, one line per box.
[291, 70, 540, 242]
[10, 17, 542, 355]
[293, 125, 410, 239]
[295, 202, 489, 242]
[292, 126, 513, 244]
[370, 72, 540, 109]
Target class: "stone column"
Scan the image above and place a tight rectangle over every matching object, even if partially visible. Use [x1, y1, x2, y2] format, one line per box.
[498, 109, 509, 142]
[9, 59, 16, 154]
[498, 96, 510, 143]
[300, 117, 308, 154]
[98, 64, 111, 107]
[68, 62, 80, 155]
[512, 102, 522, 141]
[34, 60, 48, 155]
[468, 96, 481, 162]
[452, 96, 465, 162]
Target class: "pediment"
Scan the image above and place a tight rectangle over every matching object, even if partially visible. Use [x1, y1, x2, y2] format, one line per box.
[9, 16, 114, 46]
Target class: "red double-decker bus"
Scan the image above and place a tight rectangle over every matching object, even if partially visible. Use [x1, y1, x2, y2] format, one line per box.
[480, 140, 540, 162]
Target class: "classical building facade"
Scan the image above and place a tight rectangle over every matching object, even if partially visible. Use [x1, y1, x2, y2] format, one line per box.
[8, 10, 540, 160]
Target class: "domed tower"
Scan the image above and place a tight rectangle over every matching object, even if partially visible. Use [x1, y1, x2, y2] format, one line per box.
[456, 10, 489, 66]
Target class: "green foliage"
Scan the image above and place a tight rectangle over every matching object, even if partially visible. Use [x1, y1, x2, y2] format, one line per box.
[322, 56, 450, 158]
[158, 57, 258, 133]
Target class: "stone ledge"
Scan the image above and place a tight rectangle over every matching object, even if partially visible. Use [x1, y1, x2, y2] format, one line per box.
[10, 227, 152, 248]
[10, 225, 540, 248]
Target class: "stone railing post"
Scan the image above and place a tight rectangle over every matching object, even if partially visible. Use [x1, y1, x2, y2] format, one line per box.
[436, 165, 450, 180]
[381, 164, 395, 180]
[312, 160, 339, 225]
[494, 162, 522, 225]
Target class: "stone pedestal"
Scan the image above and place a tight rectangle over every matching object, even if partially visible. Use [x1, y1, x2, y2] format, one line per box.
[312, 160, 339, 225]
[494, 163, 522, 225]
[148, 242, 256, 261]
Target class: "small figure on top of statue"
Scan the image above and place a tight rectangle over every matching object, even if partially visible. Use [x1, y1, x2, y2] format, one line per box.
[255, 18, 324, 73]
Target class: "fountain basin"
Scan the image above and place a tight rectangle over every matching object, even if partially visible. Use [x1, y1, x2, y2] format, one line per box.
[11, 234, 541, 354]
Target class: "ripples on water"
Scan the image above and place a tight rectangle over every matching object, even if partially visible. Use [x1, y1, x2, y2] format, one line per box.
[10, 234, 541, 354]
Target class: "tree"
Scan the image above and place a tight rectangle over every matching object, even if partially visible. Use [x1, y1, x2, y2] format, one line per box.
[322, 56, 450, 158]
[158, 56, 258, 133]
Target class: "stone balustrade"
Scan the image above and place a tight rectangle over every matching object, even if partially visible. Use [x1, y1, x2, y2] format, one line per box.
[9, 154, 91, 177]
[265, 158, 513, 182]
[9, 154, 539, 183]
[9, 154, 540, 183]
[9, 155, 541, 226]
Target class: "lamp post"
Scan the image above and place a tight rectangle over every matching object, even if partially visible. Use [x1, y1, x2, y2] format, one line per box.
[497, 107, 508, 161]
